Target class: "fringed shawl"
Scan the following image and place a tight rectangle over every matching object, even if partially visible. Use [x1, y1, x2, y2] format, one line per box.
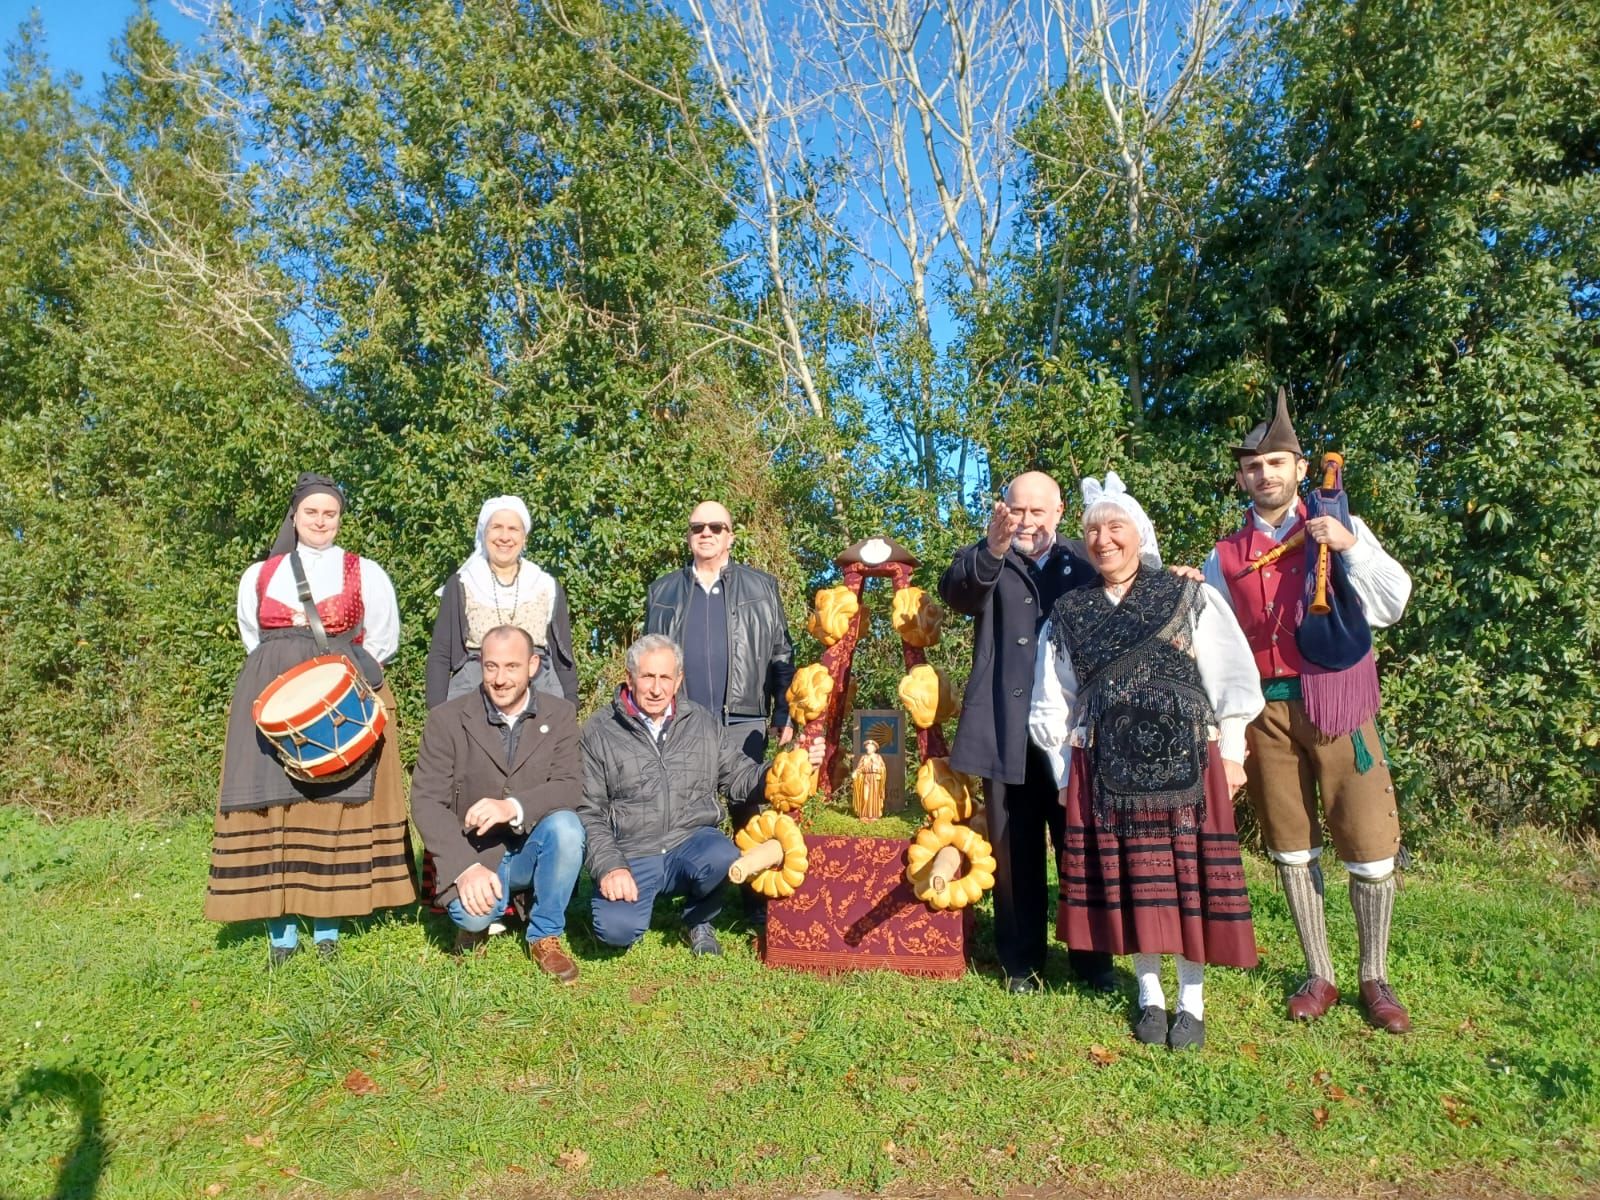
[1049, 565, 1215, 836]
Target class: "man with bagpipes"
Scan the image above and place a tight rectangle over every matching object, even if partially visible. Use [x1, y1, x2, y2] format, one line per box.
[1201, 391, 1414, 1033]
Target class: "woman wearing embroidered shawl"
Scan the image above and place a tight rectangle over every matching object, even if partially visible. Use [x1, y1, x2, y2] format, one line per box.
[425, 496, 580, 708]
[204, 473, 415, 965]
[1029, 473, 1263, 1051]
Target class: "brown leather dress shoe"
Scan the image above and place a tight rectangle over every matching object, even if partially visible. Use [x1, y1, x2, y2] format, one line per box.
[1287, 976, 1340, 1021]
[1358, 979, 1411, 1033]
[529, 936, 580, 984]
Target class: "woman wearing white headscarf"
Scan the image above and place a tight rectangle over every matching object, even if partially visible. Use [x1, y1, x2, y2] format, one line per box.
[1029, 472, 1263, 1051]
[426, 496, 579, 707]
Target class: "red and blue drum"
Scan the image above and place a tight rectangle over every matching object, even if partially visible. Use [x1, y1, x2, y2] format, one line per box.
[252, 655, 388, 782]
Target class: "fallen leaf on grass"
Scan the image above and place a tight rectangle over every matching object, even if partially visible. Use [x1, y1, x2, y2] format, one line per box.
[506, 1165, 525, 1175]
[1087, 1044, 1120, 1066]
[1440, 1095, 1477, 1127]
[881, 1140, 897, 1155]
[243, 1133, 270, 1148]
[1312, 1068, 1331, 1086]
[203, 1185, 225, 1197]
[189, 999, 203, 1013]
[1312, 1106, 1329, 1129]
[342, 1069, 380, 1095]
[1238, 1042, 1259, 1061]
[555, 1148, 590, 1171]
[1326, 1084, 1351, 1102]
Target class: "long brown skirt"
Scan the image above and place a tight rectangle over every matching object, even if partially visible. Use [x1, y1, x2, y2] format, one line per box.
[1057, 743, 1257, 967]
[204, 684, 416, 923]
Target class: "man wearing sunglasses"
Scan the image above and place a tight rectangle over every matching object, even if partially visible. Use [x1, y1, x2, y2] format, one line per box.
[645, 501, 796, 839]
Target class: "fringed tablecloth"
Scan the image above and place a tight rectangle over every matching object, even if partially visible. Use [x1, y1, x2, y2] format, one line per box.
[763, 835, 966, 979]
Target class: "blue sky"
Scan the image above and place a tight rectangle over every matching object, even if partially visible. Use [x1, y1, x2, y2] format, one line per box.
[1, 1, 205, 93]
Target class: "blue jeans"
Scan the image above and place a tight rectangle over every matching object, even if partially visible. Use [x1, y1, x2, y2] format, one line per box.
[445, 810, 585, 941]
[591, 826, 740, 948]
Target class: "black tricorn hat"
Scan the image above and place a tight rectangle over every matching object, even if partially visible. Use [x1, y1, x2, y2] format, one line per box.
[1232, 387, 1304, 460]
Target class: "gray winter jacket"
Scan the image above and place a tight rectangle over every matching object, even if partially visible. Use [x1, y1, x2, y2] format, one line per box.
[577, 694, 768, 880]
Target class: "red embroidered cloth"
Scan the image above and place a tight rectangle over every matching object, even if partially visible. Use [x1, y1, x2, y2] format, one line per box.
[763, 835, 967, 979]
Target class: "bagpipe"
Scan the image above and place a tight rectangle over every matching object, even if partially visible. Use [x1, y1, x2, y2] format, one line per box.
[1297, 451, 1372, 671]
[1229, 450, 1371, 672]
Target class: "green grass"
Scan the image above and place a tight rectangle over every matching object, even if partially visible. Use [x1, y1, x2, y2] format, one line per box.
[1, 804, 1597, 1199]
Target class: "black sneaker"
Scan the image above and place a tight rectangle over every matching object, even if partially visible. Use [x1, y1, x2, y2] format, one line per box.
[1006, 974, 1041, 994]
[687, 922, 723, 956]
[268, 944, 301, 968]
[1133, 1005, 1168, 1045]
[1168, 1011, 1205, 1052]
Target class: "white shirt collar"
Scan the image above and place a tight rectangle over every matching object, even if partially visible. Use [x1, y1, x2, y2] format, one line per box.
[1248, 507, 1301, 540]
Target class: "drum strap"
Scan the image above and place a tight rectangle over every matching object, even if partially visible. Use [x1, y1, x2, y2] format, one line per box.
[288, 550, 330, 654]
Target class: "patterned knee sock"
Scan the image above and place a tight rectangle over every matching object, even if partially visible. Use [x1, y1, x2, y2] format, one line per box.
[1277, 860, 1335, 983]
[1349, 871, 1396, 983]
[1176, 954, 1205, 1018]
[1133, 953, 1165, 1009]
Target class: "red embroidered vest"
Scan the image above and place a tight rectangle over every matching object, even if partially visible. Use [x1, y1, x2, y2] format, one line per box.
[256, 552, 365, 640]
[1215, 504, 1308, 680]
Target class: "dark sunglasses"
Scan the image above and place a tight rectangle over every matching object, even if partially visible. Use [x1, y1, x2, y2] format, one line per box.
[689, 522, 731, 535]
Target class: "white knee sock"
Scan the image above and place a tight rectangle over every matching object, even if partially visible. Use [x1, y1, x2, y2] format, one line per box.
[1176, 954, 1205, 1018]
[1133, 953, 1165, 1009]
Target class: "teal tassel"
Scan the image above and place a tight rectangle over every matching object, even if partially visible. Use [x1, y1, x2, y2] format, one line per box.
[1351, 728, 1374, 774]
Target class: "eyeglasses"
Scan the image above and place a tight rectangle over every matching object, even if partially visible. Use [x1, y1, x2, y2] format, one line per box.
[689, 522, 731, 535]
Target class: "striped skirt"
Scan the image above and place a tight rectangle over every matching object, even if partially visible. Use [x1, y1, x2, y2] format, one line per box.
[1057, 743, 1257, 967]
[203, 684, 416, 923]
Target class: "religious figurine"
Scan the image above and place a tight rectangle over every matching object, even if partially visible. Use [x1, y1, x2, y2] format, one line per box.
[852, 740, 886, 822]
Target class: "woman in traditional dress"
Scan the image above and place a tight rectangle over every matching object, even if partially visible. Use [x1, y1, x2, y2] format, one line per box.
[425, 496, 578, 708]
[204, 473, 416, 964]
[1029, 472, 1263, 1050]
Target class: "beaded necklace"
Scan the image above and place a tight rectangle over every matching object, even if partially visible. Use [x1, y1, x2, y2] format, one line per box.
[489, 563, 521, 624]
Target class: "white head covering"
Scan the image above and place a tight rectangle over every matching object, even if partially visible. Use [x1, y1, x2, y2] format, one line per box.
[1080, 470, 1162, 568]
[443, 496, 554, 610]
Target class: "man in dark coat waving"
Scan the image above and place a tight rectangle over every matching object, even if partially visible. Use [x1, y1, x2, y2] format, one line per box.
[940, 471, 1113, 994]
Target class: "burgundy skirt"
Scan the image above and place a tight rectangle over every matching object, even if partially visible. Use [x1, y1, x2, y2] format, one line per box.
[1057, 743, 1257, 967]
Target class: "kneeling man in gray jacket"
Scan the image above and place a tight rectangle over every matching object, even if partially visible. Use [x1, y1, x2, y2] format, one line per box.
[579, 633, 821, 956]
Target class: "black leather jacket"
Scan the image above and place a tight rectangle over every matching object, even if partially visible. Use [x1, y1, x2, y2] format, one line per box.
[645, 562, 795, 726]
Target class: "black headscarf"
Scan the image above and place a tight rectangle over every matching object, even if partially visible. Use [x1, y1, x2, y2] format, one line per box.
[267, 472, 345, 558]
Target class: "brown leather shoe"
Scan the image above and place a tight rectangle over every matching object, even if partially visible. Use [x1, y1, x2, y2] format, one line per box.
[529, 935, 579, 984]
[452, 928, 488, 958]
[1358, 979, 1411, 1033]
[1287, 976, 1340, 1021]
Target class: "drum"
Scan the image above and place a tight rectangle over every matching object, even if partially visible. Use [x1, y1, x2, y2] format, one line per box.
[252, 654, 388, 782]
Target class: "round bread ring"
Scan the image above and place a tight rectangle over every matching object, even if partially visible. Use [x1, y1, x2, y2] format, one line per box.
[734, 810, 809, 899]
[905, 820, 998, 910]
[915, 757, 977, 823]
[764, 746, 817, 814]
